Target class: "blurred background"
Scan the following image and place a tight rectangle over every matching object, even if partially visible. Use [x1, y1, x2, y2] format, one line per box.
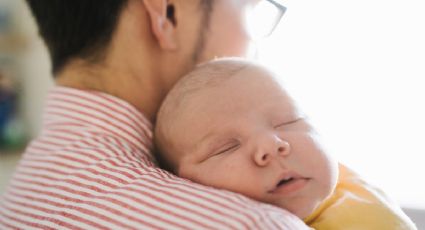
[0, 0, 424, 228]
[0, 0, 52, 194]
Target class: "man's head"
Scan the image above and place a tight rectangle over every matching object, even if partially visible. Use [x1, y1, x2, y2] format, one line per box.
[25, 0, 129, 75]
[25, 0, 286, 121]
[24, 0, 215, 75]
[155, 59, 338, 218]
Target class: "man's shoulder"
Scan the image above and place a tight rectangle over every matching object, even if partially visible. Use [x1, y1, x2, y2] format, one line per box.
[1, 138, 308, 229]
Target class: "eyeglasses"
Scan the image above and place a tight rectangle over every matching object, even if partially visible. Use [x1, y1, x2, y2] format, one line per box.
[246, 0, 287, 40]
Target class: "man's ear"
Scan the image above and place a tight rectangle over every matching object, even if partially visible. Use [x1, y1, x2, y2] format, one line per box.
[143, 0, 178, 50]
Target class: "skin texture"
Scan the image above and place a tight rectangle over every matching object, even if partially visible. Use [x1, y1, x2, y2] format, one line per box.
[55, 0, 253, 122]
[160, 62, 339, 218]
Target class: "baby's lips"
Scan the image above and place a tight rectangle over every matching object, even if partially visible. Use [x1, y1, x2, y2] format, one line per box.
[268, 170, 305, 192]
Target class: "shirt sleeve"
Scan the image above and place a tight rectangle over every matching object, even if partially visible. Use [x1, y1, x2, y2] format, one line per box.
[0, 153, 311, 230]
[107, 166, 312, 230]
[304, 164, 417, 230]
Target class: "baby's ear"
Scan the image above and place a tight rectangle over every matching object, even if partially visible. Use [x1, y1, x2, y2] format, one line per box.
[143, 0, 178, 50]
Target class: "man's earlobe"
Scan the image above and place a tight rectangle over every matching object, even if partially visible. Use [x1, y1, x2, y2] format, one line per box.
[143, 0, 178, 50]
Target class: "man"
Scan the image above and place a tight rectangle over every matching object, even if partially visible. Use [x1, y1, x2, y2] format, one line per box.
[0, 0, 310, 229]
[0, 0, 413, 229]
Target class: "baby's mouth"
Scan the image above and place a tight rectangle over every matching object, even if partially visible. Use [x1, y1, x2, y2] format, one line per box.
[277, 177, 295, 187]
[269, 172, 310, 195]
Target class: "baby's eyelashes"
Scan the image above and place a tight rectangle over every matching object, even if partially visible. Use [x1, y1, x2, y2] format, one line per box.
[274, 117, 304, 128]
[211, 141, 241, 156]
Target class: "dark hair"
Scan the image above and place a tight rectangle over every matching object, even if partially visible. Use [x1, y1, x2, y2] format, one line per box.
[25, 0, 129, 75]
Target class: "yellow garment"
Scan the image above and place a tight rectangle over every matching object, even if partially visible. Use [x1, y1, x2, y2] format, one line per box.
[305, 164, 417, 230]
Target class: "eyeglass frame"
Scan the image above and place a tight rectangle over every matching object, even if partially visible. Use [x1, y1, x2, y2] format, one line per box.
[262, 0, 287, 37]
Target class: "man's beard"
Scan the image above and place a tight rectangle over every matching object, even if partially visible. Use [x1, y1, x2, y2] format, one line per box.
[191, 0, 213, 64]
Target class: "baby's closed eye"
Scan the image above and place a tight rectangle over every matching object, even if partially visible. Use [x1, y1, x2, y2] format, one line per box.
[211, 140, 240, 156]
[274, 117, 304, 128]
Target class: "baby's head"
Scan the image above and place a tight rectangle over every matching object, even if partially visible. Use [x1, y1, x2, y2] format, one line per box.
[155, 58, 338, 218]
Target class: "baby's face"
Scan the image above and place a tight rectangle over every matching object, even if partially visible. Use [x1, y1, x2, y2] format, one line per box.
[170, 66, 338, 218]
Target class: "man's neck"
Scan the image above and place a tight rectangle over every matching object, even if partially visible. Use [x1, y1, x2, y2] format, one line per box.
[55, 59, 165, 123]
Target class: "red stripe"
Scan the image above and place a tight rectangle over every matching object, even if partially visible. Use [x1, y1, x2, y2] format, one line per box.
[48, 104, 148, 150]
[20, 163, 72, 177]
[47, 109, 151, 157]
[9, 183, 195, 229]
[94, 91, 153, 133]
[2, 202, 82, 230]
[46, 102, 151, 149]
[18, 165, 232, 228]
[37, 130, 119, 158]
[6, 193, 135, 229]
[107, 161, 258, 224]
[23, 148, 149, 182]
[0, 208, 55, 230]
[29, 136, 150, 169]
[53, 88, 152, 132]
[66, 154, 252, 228]
[47, 87, 151, 144]
[43, 133, 76, 142]
[27, 140, 255, 226]
[33, 140, 103, 162]
[16, 164, 121, 189]
[80, 134, 152, 163]
[29, 144, 92, 166]
[21, 159, 79, 172]
[39, 127, 153, 162]
[12, 172, 228, 229]
[81, 136, 156, 168]
[27, 144, 52, 153]
[0, 220, 22, 230]
[4, 197, 112, 230]
[132, 180, 253, 227]
[37, 139, 257, 227]
[43, 121, 85, 129]
[81, 149, 246, 215]
[23, 146, 257, 227]
[49, 94, 148, 142]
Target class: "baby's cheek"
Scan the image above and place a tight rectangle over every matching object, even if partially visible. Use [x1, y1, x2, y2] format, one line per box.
[297, 133, 338, 196]
[178, 159, 218, 183]
[316, 155, 339, 199]
[189, 160, 241, 188]
[211, 161, 258, 193]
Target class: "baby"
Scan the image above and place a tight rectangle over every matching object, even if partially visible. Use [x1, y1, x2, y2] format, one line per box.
[155, 58, 338, 219]
[154, 58, 417, 229]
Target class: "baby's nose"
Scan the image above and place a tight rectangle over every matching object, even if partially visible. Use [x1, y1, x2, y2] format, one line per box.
[253, 134, 291, 167]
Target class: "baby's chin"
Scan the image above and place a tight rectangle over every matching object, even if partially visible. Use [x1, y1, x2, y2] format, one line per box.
[292, 202, 319, 219]
[272, 196, 323, 219]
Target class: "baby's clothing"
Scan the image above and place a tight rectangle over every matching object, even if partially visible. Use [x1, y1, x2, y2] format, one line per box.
[305, 164, 417, 229]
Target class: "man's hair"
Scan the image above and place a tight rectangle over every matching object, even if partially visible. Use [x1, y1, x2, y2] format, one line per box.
[25, 0, 213, 75]
[154, 58, 250, 172]
[25, 0, 129, 75]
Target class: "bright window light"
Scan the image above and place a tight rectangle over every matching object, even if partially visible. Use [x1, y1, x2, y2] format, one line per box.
[246, 0, 283, 39]
[258, 0, 425, 209]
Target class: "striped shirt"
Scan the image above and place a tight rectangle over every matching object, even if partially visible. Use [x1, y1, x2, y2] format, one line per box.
[0, 87, 309, 230]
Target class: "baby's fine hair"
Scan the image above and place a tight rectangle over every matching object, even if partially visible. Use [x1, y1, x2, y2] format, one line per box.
[154, 58, 254, 171]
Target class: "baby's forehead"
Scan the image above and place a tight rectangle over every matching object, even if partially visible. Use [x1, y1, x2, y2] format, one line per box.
[158, 59, 287, 129]
[183, 61, 279, 94]
[171, 62, 287, 116]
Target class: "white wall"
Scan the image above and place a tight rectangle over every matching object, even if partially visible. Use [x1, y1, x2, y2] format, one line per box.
[15, 0, 53, 137]
[259, 0, 425, 209]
